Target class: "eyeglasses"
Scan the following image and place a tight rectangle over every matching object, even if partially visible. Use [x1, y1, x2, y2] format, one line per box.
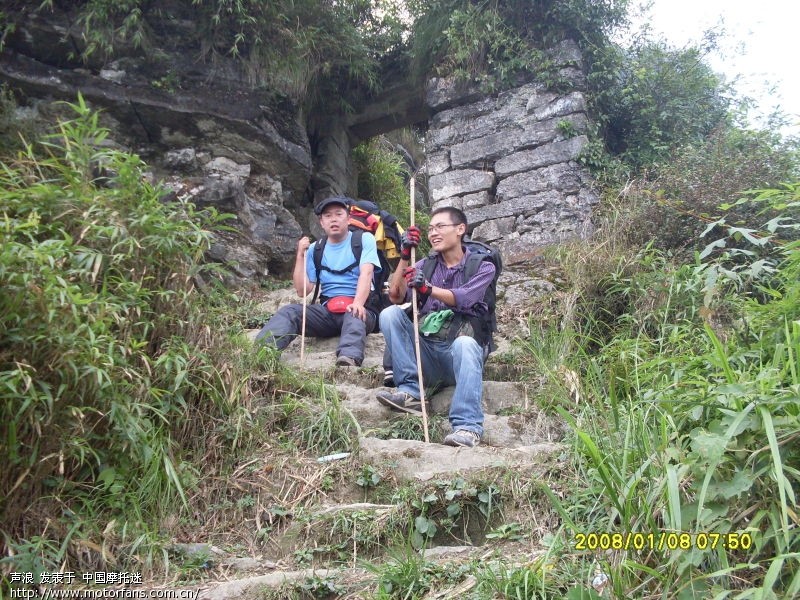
[428, 223, 458, 233]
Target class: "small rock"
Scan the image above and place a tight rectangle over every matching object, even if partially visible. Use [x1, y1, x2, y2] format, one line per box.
[221, 557, 272, 572]
[99, 69, 125, 83]
[164, 148, 198, 171]
[203, 157, 251, 179]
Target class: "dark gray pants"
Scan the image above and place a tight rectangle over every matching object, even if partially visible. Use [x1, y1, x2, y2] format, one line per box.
[255, 303, 376, 363]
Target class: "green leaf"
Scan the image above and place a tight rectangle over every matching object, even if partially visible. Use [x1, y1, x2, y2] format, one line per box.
[444, 489, 460, 500]
[411, 531, 424, 550]
[699, 238, 726, 259]
[759, 405, 791, 545]
[415, 515, 429, 534]
[666, 464, 682, 531]
[705, 470, 755, 500]
[563, 586, 603, 600]
[728, 226, 768, 246]
[689, 429, 728, 462]
[97, 467, 116, 490]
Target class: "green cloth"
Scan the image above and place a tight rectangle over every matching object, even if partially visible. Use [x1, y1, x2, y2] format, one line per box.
[419, 309, 454, 335]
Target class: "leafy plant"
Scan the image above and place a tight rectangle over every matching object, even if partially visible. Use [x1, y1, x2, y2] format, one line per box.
[486, 522, 524, 541]
[409, 0, 628, 89]
[0, 95, 265, 576]
[368, 546, 438, 600]
[353, 136, 412, 221]
[297, 574, 342, 599]
[533, 180, 800, 597]
[605, 42, 729, 169]
[20, 0, 400, 113]
[356, 465, 383, 490]
[614, 128, 800, 254]
[406, 477, 502, 549]
[292, 384, 360, 454]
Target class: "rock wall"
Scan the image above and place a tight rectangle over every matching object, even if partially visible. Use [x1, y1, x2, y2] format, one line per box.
[425, 41, 598, 261]
[2, 5, 599, 281]
[0, 7, 313, 281]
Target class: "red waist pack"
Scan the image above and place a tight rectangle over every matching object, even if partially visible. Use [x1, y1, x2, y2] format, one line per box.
[325, 296, 355, 314]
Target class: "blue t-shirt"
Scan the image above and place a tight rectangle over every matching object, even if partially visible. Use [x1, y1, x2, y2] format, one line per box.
[306, 231, 381, 298]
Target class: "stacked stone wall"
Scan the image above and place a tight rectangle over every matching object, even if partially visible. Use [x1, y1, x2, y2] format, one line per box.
[424, 41, 598, 260]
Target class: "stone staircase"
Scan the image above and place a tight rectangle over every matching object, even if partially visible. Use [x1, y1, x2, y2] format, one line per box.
[195, 272, 564, 598]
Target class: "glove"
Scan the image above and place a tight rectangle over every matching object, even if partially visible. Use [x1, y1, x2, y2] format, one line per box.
[404, 267, 432, 299]
[400, 225, 422, 261]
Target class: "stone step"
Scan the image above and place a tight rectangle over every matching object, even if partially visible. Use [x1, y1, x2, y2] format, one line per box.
[338, 382, 564, 445]
[357, 437, 563, 482]
[197, 567, 341, 600]
[195, 546, 492, 599]
[246, 328, 387, 370]
[246, 328, 536, 386]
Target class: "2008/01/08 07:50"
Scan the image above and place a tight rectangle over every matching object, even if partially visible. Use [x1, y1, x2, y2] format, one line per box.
[574, 531, 753, 552]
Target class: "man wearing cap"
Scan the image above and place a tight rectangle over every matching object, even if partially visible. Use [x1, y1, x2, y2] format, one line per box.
[255, 196, 381, 367]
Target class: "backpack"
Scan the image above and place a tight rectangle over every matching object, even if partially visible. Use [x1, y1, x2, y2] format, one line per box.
[311, 198, 405, 317]
[420, 235, 503, 352]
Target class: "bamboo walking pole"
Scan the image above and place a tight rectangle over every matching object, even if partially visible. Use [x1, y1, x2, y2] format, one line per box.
[409, 175, 430, 443]
[300, 249, 307, 365]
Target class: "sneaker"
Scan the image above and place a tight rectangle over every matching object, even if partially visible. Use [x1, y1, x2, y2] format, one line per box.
[376, 390, 429, 415]
[383, 369, 395, 387]
[336, 355, 358, 367]
[443, 430, 481, 448]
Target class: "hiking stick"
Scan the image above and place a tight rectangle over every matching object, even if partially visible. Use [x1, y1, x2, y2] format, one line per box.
[409, 174, 430, 443]
[300, 249, 307, 365]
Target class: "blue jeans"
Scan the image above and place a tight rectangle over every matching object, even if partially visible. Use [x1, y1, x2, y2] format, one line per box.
[380, 305, 484, 436]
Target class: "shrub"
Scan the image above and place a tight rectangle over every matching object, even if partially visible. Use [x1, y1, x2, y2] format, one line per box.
[0, 95, 245, 574]
[538, 181, 800, 597]
[613, 126, 800, 255]
[353, 134, 433, 246]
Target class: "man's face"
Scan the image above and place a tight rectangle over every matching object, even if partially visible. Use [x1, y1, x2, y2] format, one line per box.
[319, 205, 349, 237]
[427, 215, 465, 252]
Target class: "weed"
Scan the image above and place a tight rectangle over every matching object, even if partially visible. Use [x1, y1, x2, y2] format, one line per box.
[0, 95, 271, 577]
[532, 182, 800, 597]
[297, 574, 342, 599]
[356, 465, 382, 490]
[373, 413, 446, 442]
[367, 546, 438, 600]
[557, 119, 578, 138]
[486, 522, 524, 542]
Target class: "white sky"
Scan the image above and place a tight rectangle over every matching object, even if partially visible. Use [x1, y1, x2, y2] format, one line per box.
[629, 0, 799, 136]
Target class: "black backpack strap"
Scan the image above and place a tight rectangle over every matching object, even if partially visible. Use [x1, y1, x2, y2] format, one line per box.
[422, 255, 437, 279]
[350, 229, 382, 319]
[463, 251, 483, 280]
[349, 229, 364, 265]
[310, 238, 326, 304]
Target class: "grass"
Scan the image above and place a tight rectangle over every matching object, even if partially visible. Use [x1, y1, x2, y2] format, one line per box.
[518, 186, 800, 598]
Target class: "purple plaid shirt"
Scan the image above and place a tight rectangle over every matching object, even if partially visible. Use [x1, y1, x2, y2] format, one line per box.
[407, 248, 496, 316]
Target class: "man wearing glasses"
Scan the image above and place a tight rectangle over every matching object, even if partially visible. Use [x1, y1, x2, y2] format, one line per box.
[376, 207, 496, 447]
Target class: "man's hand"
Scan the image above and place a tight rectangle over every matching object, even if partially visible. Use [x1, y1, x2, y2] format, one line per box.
[400, 226, 422, 261]
[297, 236, 311, 254]
[404, 267, 432, 299]
[346, 302, 368, 322]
